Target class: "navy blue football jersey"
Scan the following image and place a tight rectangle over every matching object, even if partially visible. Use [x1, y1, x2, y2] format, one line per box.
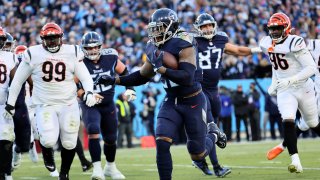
[156, 31, 202, 97]
[83, 48, 118, 104]
[195, 32, 228, 90]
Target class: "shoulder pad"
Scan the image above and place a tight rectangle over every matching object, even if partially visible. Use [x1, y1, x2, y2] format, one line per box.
[289, 36, 306, 52]
[216, 31, 228, 38]
[101, 48, 119, 56]
[174, 31, 193, 44]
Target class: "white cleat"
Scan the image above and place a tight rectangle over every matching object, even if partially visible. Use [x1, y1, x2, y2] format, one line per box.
[104, 162, 125, 180]
[91, 165, 105, 180]
[12, 150, 21, 170]
[29, 143, 39, 163]
[5, 174, 13, 180]
[288, 162, 303, 173]
[49, 169, 59, 177]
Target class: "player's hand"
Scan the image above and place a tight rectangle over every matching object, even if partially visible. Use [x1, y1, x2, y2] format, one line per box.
[94, 93, 104, 104]
[94, 75, 115, 86]
[3, 104, 15, 120]
[124, 89, 136, 102]
[145, 43, 163, 72]
[276, 77, 297, 89]
[83, 91, 97, 107]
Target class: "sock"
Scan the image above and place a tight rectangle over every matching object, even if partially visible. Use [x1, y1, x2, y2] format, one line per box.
[283, 121, 298, 155]
[205, 133, 215, 156]
[0, 140, 13, 175]
[208, 143, 218, 166]
[93, 161, 102, 168]
[60, 147, 76, 176]
[311, 123, 320, 136]
[89, 138, 101, 163]
[40, 143, 56, 171]
[156, 140, 172, 180]
[104, 142, 116, 163]
[283, 125, 304, 147]
[75, 137, 87, 163]
[291, 153, 300, 163]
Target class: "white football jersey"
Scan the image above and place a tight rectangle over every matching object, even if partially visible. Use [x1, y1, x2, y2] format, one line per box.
[307, 39, 320, 93]
[260, 35, 312, 81]
[0, 51, 15, 105]
[23, 44, 84, 105]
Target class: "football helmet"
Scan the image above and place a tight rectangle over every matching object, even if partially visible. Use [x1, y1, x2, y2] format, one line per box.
[194, 13, 217, 39]
[40, 22, 63, 53]
[81, 31, 102, 60]
[3, 32, 15, 52]
[147, 8, 179, 47]
[267, 13, 291, 43]
[0, 27, 7, 49]
[14, 45, 27, 62]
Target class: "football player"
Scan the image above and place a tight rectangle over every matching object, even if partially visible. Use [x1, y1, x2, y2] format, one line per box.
[11, 45, 39, 171]
[0, 27, 16, 180]
[192, 13, 261, 177]
[77, 31, 136, 180]
[3, 22, 99, 180]
[94, 8, 226, 180]
[267, 39, 320, 160]
[260, 13, 320, 173]
[2, 32, 15, 52]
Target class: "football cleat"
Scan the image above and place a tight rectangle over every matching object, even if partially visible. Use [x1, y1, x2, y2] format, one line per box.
[12, 149, 21, 170]
[5, 174, 13, 180]
[104, 163, 125, 179]
[58, 173, 69, 180]
[213, 165, 231, 177]
[81, 159, 93, 172]
[288, 161, 303, 173]
[29, 143, 39, 163]
[207, 122, 227, 149]
[267, 144, 284, 160]
[92, 164, 105, 180]
[192, 160, 213, 175]
[49, 169, 59, 177]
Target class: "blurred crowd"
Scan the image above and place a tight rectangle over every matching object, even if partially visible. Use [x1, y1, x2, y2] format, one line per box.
[1, 0, 319, 79]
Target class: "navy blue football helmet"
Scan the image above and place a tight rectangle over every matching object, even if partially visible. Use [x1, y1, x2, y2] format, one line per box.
[81, 31, 103, 60]
[147, 8, 179, 47]
[194, 13, 217, 39]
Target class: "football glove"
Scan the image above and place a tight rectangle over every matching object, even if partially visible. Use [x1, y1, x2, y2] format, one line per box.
[124, 89, 136, 102]
[276, 77, 297, 90]
[267, 83, 277, 96]
[4, 104, 15, 120]
[83, 91, 97, 107]
[94, 75, 115, 86]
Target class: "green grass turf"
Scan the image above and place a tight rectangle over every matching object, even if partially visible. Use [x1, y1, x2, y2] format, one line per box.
[12, 139, 320, 180]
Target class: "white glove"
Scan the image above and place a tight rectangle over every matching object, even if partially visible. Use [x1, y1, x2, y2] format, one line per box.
[267, 84, 277, 96]
[250, 47, 262, 53]
[83, 91, 97, 107]
[124, 89, 136, 102]
[276, 77, 297, 90]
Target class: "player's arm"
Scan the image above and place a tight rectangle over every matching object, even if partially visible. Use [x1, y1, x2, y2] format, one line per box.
[224, 43, 262, 56]
[157, 47, 196, 86]
[115, 59, 134, 90]
[113, 60, 154, 86]
[293, 48, 317, 80]
[7, 61, 32, 106]
[26, 76, 33, 96]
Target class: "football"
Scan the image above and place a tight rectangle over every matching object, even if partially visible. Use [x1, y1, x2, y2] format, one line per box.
[156, 50, 178, 70]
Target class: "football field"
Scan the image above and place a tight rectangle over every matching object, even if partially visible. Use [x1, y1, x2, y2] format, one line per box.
[13, 139, 319, 180]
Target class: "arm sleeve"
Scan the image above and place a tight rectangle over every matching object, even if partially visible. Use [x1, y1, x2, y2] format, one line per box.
[74, 60, 94, 93]
[118, 71, 150, 86]
[7, 61, 33, 106]
[292, 48, 317, 81]
[163, 62, 196, 86]
[119, 67, 134, 90]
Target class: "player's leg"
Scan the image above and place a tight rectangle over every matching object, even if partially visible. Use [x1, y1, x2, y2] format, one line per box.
[277, 91, 302, 173]
[81, 103, 104, 180]
[0, 105, 15, 179]
[59, 102, 81, 180]
[35, 105, 60, 174]
[155, 98, 182, 180]
[75, 137, 92, 172]
[12, 103, 32, 170]
[100, 104, 125, 180]
[28, 106, 39, 163]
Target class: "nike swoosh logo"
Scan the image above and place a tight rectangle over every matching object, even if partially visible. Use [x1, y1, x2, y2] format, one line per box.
[191, 104, 199, 108]
[46, 165, 55, 170]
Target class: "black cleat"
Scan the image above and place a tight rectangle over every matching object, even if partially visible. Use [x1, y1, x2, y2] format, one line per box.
[207, 122, 227, 149]
[214, 165, 231, 177]
[58, 173, 69, 180]
[81, 159, 93, 172]
[192, 159, 213, 175]
[42, 148, 56, 172]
